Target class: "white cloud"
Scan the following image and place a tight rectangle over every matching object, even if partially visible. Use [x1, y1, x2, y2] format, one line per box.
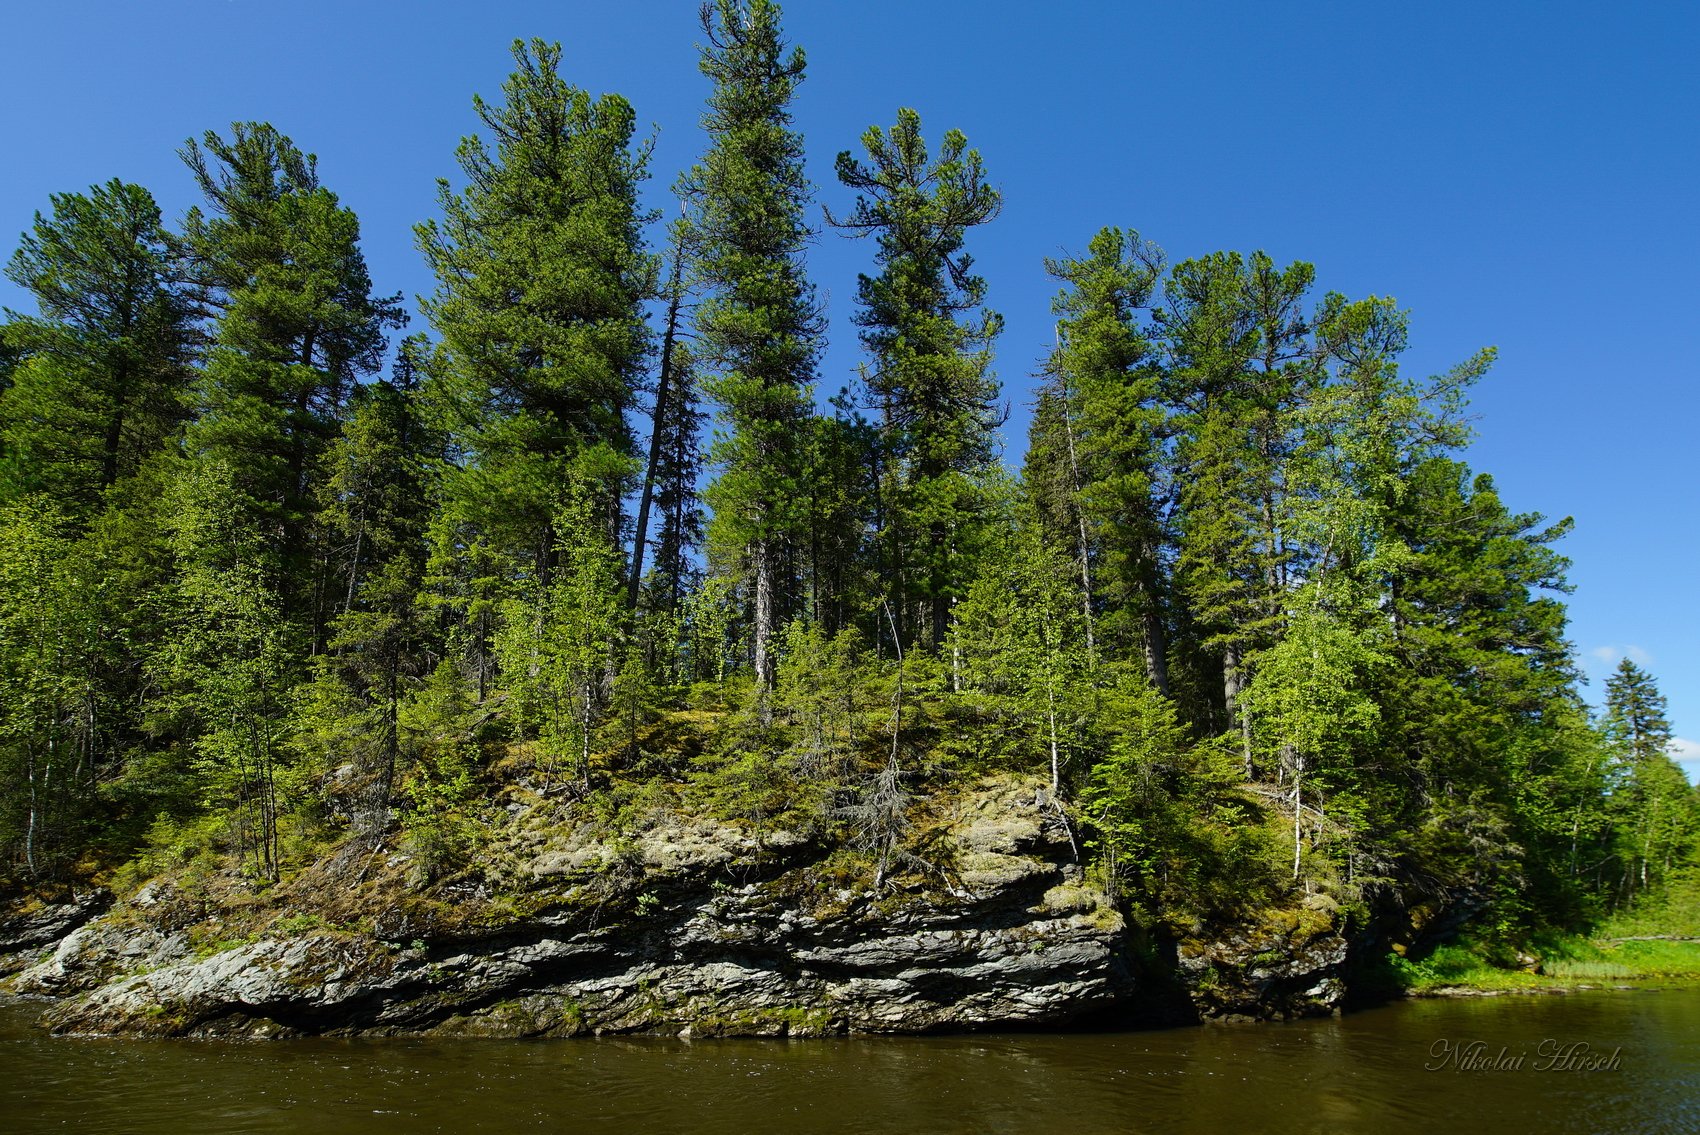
[1584, 644, 1654, 669]
[1673, 738, 1700, 786]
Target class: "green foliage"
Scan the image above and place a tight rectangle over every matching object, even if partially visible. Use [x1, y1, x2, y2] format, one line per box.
[1027, 226, 1167, 685]
[1599, 659, 1696, 903]
[158, 460, 303, 881]
[395, 661, 483, 882]
[180, 121, 403, 640]
[1078, 672, 1258, 914]
[496, 483, 626, 789]
[833, 107, 1002, 651]
[682, 0, 822, 687]
[0, 498, 111, 877]
[311, 340, 441, 832]
[0, 4, 1686, 969]
[419, 38, 652, 575]
[950, 513, 1090, 789]
[1, 179, 194, 510]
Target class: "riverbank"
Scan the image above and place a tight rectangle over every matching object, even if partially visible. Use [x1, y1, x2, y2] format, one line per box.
[3, 710, 1686, 1043]
[1386, 936, 1700, 999]
[0, 769, 1389, 1038]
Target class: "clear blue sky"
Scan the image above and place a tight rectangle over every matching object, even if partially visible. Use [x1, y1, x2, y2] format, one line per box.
[4, 1, 1697, 776]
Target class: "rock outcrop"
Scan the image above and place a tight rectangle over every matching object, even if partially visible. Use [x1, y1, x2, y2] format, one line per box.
[9, 777, 1161, 1038]
[0, 890, 110, 966]
[1174, 898, 1351, 1021]
[1, 777, 1368, 1038]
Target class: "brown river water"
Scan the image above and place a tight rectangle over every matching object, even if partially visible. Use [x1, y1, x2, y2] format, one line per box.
[3, 987, 1697, 1134]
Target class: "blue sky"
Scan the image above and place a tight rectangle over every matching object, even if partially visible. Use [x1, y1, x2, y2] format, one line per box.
[4, 1, 1697, 777]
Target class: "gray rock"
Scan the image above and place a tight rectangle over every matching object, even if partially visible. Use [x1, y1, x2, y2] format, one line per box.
[15, 918, 191, 995]
[1176, 912, 1352, 1020]
[0, 890, 110, 953]
[39, 775, 1142, 1038]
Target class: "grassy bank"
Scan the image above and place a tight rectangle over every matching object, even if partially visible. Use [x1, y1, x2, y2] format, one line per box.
[1385, 935, 1700, 996]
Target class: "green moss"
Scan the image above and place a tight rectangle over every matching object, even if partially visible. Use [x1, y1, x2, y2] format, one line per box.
[272, 911, 325, 935]
[694, 1004, 840, 1037]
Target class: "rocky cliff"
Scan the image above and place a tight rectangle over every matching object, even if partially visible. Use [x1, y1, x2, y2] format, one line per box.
[0, 776, 1357, 1038]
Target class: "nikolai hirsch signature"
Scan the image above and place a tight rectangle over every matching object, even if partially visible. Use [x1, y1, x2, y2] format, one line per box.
[1426, 1039, 1623, 1072]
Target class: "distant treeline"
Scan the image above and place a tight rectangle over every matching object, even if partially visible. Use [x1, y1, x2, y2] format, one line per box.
[0, 1, 1692, 938]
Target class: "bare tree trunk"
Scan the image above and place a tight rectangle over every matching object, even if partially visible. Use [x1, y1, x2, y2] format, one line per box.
[1291, 748, 1304, 881]
[628, 233, 688, 613]
[1047, 685, 1062, 797]
[24, 744, 40, 878]
[1224, 642, 1253, 777]
[753, 537, 776, 692]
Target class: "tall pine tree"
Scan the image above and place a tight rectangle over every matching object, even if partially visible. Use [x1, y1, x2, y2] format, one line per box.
[179, 122, 403, 636]
[832, 108, 1002, 652]
[418, 38, 654, 599]
[1, 179, 194, 511]
[681, 0, 822, 690]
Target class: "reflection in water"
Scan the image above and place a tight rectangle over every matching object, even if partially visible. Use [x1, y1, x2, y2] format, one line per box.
[4, 987, 1698, 1134]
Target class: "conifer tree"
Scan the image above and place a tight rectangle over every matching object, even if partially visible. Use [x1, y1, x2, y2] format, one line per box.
[681, 0, 822, 690]
[418, 38, 654, 599]
[646, 342, 706, 624]
[1603, 659, 1694, 897]
[496, 482, 625, 789]
[1026, 227, 1167, 686]
[801, 392, 880, 636]
[1605, 659, 1673, 763]
[631, 222, 693, 616]
[179, 122, 402, 632]
[1159, 251, 1319, 768]
[308, 336, 441, 830]
[1, 179, 194, 511]
[833, 108, 1002, 651]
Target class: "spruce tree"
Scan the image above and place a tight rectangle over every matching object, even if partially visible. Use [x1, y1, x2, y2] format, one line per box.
[681, 0, 822, 690]
[1603, 658, 1693, 897]
[1605, 658, 1674, 762]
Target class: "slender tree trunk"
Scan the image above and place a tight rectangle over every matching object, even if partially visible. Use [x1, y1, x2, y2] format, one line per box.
[24, 745, 39, 878]
[101, 357, 131, 489]
[1140, 555, 1170, 695]
[628, 236, 687, 613]
[1055, 366, 1097, 667]
[343, 511, 365, 620]
[753, 536, 776, 692]
[1224, 642, 1253, 777]
[1291, 749, 1304, 881]
[1047, 684, 1062, 796]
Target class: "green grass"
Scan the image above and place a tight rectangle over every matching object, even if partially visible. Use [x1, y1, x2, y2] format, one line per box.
[1387, 942, 1547, 993]
[1593, 870, 1700, 940]
[1386, 934, 1700, 995]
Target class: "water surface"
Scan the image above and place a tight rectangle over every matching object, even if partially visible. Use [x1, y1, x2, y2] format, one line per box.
[4, 988, 1696, 1134]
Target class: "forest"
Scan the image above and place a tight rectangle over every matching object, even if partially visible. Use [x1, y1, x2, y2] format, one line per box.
[0, 0, 1694, 958]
